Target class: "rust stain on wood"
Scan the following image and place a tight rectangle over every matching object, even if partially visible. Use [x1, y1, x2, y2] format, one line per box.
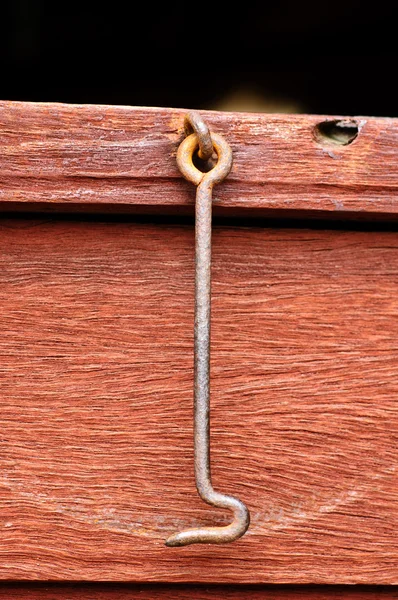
[0, 219, 396, 582]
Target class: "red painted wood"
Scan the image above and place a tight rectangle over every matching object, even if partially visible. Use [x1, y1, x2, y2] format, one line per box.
[0, 101, 397, 219]
[0, 218, 396, 582]
[0, 584, 396, 599]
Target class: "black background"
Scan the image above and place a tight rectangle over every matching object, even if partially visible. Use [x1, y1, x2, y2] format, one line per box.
[0, 1, 397, 116]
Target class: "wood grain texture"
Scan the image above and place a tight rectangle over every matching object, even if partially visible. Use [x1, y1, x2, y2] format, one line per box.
[0, 584, 396, 599]
[0, 219, 397, 582]
[0, 101, 398, 219]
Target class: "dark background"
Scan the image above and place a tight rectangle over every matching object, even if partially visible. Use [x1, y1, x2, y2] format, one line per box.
[0, 0, 397, 116]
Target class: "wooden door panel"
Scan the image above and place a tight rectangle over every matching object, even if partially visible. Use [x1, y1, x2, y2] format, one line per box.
[0, 218, 397, 583]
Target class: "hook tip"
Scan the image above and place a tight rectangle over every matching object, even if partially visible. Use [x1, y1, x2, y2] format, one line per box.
[164, 533, 184, 547]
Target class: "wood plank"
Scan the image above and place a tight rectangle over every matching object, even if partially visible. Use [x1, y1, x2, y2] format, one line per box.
[0, 101, 398, 219]
[0, 218, 397, 582]
[0, 584, 396, 599]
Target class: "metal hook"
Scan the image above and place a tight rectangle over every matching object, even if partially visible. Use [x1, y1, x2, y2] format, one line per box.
[184, 111, 214, 162]
[165, 117, 250, 547]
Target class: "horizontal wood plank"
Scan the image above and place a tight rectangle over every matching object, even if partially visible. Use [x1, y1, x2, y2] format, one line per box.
[0, 101, 398, 219]
[0, 219, 397, 582]
[0, 584, 396, 599]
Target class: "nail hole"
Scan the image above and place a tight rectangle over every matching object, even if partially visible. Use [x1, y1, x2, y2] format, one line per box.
[314, 119, 359, 146]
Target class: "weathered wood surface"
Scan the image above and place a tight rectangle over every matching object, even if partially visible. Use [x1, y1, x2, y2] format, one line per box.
[0, 101, 398, 219]
[0, 218, 397, 582]
[0, 584, 396, 599]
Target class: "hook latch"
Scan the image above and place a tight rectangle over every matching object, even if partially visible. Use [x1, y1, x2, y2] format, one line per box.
[165, 112, 250, 547]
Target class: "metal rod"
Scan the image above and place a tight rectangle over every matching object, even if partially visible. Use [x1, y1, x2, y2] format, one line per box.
[165, 119, 250, 547]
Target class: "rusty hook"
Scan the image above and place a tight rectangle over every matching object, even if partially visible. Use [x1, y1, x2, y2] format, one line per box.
[165, 116, 250, 547]
[184, 111, 214, 162]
